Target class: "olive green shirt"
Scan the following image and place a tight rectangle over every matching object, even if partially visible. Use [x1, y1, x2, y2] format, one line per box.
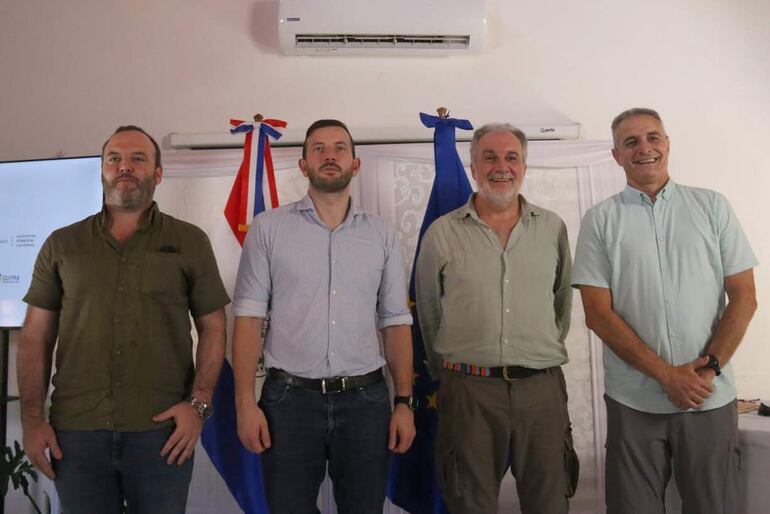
[24, 203, 230, 431]
[415, 194, 572, 379]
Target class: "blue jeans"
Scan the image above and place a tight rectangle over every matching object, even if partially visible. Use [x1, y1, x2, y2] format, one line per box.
[53, 428, 193, 514]
[259, 376, 391, 514]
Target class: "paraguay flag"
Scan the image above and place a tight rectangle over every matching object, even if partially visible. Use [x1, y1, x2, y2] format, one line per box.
[223, 117, 287, 245]
[201, 116, 286, 514]
[387, 111, 473, 514]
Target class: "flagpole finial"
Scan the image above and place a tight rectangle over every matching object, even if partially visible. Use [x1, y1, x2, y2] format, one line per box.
[253, 113, 264, 122]
[436, 107, 449, 119]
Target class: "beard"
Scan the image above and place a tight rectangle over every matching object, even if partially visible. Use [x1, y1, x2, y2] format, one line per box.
[102, 174, 156, 210]
[477, 180, 518, 209]
[306, 163, 354, 193]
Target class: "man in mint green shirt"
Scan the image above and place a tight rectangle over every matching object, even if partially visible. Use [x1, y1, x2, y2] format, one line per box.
[573, 108, 757, 514]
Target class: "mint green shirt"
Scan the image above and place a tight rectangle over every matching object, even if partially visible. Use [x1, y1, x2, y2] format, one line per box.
[416, 194, 572, 379]
[572, 181, 757, 413]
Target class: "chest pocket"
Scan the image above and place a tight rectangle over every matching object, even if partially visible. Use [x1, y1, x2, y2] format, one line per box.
[141, 252, 188, 303]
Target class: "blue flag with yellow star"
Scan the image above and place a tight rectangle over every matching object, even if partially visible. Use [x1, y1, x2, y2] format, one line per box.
[387, 112, 473, 514]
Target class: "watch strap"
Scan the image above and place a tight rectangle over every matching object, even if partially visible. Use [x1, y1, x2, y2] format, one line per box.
[394, 395, 416, 410]
[704, 353, 722, 376]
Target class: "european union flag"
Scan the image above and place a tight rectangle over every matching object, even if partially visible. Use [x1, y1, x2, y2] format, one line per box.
[388, 112, 473, 514]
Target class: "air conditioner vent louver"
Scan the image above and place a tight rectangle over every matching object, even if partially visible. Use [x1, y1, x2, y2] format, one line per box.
[278, 0, 486, 56]
[295, 34, 471, 50]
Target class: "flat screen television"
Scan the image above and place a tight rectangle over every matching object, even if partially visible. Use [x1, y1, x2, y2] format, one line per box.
[0, 156, 103, 328]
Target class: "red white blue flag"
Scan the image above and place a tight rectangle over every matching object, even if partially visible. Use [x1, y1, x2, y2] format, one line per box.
[224, 117, 287, 246]
[201, 116, 287, 514]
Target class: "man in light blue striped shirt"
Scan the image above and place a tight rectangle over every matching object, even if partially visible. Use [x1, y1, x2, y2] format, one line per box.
[573, 108, 757, 514]
[231, 119, 415, 514]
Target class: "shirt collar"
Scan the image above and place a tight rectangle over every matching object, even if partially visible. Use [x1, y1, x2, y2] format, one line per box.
[622, 180, 677, 205]
[457, 192, 541, 221]
[97, 201, 159, 232]
[297, 194, 363, 221]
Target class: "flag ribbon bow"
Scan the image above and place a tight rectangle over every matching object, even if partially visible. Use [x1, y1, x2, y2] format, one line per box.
[225, 116, 287, 246]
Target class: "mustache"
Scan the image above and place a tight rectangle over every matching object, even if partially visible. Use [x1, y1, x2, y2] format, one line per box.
[320, 163, 342, 172]
[114, 173, 139, 184]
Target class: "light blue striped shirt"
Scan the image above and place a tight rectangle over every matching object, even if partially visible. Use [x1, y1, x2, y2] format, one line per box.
[572, 181, 757, 413]
[232, 195, 413, 379]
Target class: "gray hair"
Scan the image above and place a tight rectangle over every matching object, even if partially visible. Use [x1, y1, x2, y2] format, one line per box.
[470, 123, 528, 164]
[611, 108, 665, 147]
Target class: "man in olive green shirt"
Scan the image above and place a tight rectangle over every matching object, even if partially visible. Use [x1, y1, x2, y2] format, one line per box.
[18, 126, 229, 514]
[415, 123, 576, 514]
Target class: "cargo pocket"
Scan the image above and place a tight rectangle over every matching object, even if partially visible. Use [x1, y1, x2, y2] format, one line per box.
[564, 425, 580, 498]
[436, 444, 462, 502]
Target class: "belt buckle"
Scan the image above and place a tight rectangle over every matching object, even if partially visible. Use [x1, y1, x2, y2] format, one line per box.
[502, 366, 515, 382]
[321, 377, 347, 394]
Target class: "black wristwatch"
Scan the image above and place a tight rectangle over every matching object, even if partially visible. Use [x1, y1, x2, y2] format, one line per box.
[394, 395, 417, 411]
[703, 354, 722, 376]
[187, 395, 213, 421]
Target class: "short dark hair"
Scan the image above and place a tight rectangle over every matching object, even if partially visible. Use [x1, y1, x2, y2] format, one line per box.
[302, 119, 356, 159]
[611, 108, 665, 147]
[101, 125, 162, 168]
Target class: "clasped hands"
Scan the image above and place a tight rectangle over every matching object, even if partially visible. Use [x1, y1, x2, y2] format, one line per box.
[661, 356, 717, 410]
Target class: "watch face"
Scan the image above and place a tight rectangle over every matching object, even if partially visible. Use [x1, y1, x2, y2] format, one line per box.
[201, 406, 213, 420]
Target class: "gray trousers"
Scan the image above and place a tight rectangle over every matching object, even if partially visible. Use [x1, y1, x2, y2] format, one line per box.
[604, 395, 742, 514]
[436, 367, 577, 514]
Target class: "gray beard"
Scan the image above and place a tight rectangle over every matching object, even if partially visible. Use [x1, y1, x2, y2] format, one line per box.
[103, 178, 155, 210]
[478, 186, 518, 209]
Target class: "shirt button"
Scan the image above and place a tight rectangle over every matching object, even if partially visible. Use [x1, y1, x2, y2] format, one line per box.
[505, 308, 510, 313]
[120, 257, 127, 263]
[115, 382, 121, 387]
[114, 318, 120, 324]
[504, 279, 509, 284]
[331, 320, 336, 325]
[332, 290, 337, 295]
[116, 349, 122, 355]
[503, 338, 509, 344]
[117, 286, 125, 292]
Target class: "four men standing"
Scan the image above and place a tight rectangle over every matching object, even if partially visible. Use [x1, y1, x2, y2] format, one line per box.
[16, 112, 757, 513]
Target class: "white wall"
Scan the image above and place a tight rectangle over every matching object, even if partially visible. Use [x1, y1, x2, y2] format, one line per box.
[1, 0, 767, 407]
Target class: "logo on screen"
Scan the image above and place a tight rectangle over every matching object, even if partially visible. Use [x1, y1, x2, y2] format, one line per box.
[1, 273, 20, 284]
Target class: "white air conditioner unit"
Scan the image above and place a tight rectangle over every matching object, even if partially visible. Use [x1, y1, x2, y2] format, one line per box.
[278, 0, 486, 56]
